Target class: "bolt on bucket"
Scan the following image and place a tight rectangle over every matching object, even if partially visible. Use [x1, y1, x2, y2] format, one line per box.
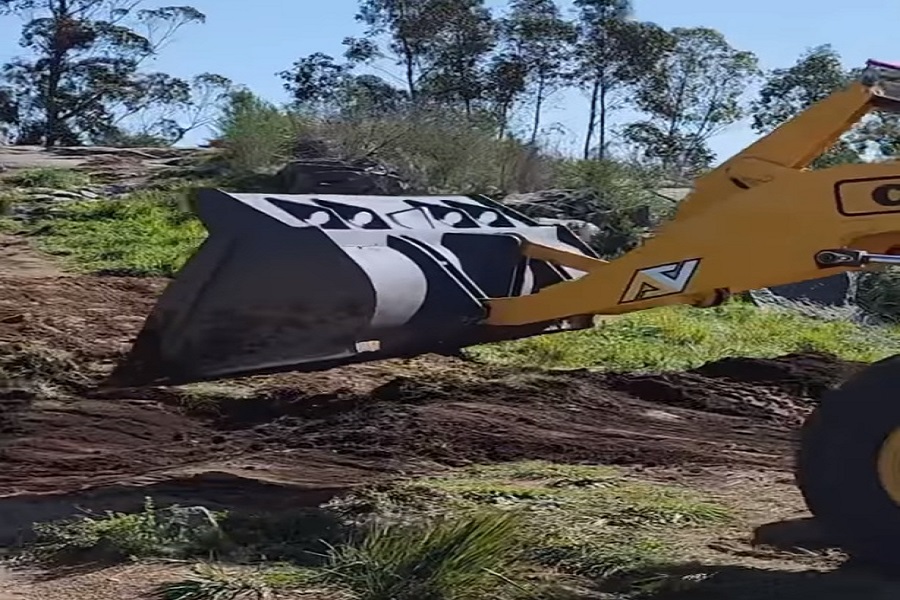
[107, 189, 600, 386]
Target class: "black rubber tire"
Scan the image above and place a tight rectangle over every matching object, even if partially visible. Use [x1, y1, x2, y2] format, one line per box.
[797, 353, 900, 566]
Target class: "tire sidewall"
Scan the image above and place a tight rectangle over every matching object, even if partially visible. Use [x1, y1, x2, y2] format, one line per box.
[797, 356, 900, 563]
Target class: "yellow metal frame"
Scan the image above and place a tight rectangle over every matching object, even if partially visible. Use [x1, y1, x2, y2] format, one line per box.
[486, 62, 900, 327]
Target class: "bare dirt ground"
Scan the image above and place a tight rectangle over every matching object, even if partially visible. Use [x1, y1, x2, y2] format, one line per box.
[0, 230, 897, 597]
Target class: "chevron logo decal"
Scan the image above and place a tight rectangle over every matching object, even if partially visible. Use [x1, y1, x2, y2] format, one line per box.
[619, 259, 701, 304]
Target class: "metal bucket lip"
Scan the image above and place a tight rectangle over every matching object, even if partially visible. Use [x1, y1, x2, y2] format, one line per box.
[196, 189, 545, 230]
[225, 191, 542, 225]
[193, 188, 599, 257]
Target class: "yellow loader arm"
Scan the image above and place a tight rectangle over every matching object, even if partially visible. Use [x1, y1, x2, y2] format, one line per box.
[488, 58, 900, 326]
[109, 59, 900, 386]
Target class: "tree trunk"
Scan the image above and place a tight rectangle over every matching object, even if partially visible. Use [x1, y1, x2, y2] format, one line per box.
[583, 79, 600, 160]
[598, 79, 608, 161]
[496, 102, 509, 140]
[405, 53, 417, 101]
[44, 0, 70, 147]
[530, 76, 546, 145]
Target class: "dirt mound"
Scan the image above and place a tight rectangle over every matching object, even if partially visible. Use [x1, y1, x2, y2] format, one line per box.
[0, 398, 231, 493]
[242, 372, 798, 470]
[690, 352, 868, 397]
[2, 363, 802, 500]
[0, 255, 869, 528]
[260, 349, 854, 468]
[0, 275, 165, 375]
[603, 371, 813, 426]
[598, 352, 859, 428]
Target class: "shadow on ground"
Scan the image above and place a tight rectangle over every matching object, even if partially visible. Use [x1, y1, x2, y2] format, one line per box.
[0, 471, 353, 547]
[8, 502, 350, 584]
[616, 562, 900, 599]
[606, 517, 900, 599]
[753, 517, 838, 553]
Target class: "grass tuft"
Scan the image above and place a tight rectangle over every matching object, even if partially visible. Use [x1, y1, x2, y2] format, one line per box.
[154, 563, 320, 600]
[320, 510, 526, 600]
[0, 191, 23, 216]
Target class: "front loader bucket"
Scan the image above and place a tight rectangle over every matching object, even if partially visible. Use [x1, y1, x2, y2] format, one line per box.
[107, 190, 600, 386]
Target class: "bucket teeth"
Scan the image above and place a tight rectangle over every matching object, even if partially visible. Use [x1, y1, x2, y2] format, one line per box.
[107, 190, 600, 387]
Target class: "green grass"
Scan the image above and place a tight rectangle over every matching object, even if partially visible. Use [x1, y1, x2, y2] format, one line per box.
[32, 191, 206, 276]
[326, 461, 732, 582]
[3, 167, 91, 190]
[468, 301, 900, 372]
[26, 462, 732, 600]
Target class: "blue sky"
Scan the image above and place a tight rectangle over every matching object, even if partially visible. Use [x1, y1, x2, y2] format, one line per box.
[0, 0, 896, 161]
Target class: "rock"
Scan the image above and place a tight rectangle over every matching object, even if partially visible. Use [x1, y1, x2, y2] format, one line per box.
[155, 505, 222, 542]
[504, 189, 655, 257]
[101, 183, 141, 196]
[291, 137, 333, 159]
[25, 187, 82, 199]
[749, 273, 865, 323]
[7, 186, 110, 221]
[768, 273, 859, 306]
[504, 189, 591, 219]
[536, 217, 602, 246]
[22, 194, 58, 203]
[277, 157, 409, 195]
[161, 156, 199, 167]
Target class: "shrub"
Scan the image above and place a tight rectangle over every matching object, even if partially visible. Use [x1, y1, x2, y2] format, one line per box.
[551, 159, 677, 258]
[312, 107, 553, 195]
[213, 90, 308, 173]
[554, 159, 670, 216]
[29, 498, 226, 563]
[857, 270, 900, 323]
[212, 92, 555, 195]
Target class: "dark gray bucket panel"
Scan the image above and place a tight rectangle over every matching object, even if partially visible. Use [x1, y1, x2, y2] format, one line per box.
[108, 190, 600, 386]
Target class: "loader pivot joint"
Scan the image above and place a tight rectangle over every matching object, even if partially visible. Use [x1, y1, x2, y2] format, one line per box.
[816, 249, 900, 269]
[815, 249, 867, 268]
